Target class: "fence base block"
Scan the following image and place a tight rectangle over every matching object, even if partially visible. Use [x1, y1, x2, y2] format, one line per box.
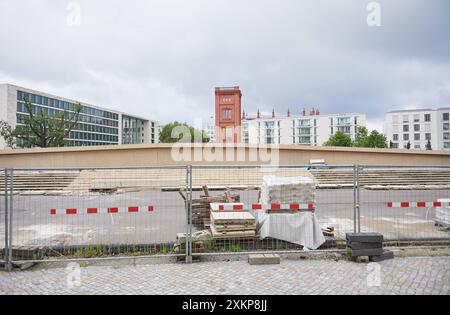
[369, 250, 394, 262]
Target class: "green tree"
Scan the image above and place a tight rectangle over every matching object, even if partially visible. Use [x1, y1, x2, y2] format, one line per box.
[353, 126, 369, 147]
[324, 131, 352, 147]
[353, 126, 387, 148]
[159, 121, 210, 143]
[0, 99, 82, 148]
[364, 130, 388, 148]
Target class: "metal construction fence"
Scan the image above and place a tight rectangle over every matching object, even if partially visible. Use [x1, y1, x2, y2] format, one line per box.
[1, 164, 449, 270]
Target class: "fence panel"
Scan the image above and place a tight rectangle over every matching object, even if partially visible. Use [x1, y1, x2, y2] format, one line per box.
[188, 165, 356, 255]
[9, 166, 188, 262]
[0, 168, 7, 266]
[358, 165, 450, 242]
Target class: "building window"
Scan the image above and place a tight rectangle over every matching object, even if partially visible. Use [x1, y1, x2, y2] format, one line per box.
[444, 142, 450, 149]
[444, 133, 450, 140]
[391, 143, 399, 148]
[403, 125, 409, 132]
[424, 114, 431, 122]
[414, 124, 420, 132]
[413, 114, 420, 122]
[414, 134, 420, 141]
[403, 134, 409, 141]
[444, 123, 449, 131]
[402, 115, 409, 123]
[443, 113, 449, 121]
[414, 144, 421, 149]
[425, 133, 431, 141]
[222, 109, 232, 120]
[393, 134, 398, 141]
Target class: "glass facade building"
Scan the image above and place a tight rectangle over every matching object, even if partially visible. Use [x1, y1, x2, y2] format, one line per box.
[0, 84, 158, 149]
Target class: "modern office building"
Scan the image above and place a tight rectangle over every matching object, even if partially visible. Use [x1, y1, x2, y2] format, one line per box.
[242, 108, 366, 146]
[383, 108, 450, 150]
[0, 84, 158, 149]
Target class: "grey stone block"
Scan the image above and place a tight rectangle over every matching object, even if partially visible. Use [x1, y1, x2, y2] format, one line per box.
[349, 247, 384, 257]
[347, 241, 382, 250]
[369, 250, 394, 262]
[346, 233, 383, 243]
[248, 254, 281, 265]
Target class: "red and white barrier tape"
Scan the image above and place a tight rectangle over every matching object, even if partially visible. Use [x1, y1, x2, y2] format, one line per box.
[217, 203, 314, 211]
[387, 201, 450, 208]
[50, 205, 155, 215]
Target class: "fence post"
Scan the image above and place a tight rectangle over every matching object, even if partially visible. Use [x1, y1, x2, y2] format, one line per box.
[185, 165, 193, 264]
[8, 169, 13, 270]
[356, 166, 361, 233]
[4, 168, 9, 271]
[353, 165, 357, 233]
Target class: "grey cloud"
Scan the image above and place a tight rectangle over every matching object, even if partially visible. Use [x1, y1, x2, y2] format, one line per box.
[0, 0, 449, 130]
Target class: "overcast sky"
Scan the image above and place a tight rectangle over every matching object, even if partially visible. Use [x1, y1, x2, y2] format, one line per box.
[1, 0, 449, 131]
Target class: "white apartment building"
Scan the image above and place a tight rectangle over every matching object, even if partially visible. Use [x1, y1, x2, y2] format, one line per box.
[383, 108, 450, 150]
[0, 84, 159, 149]
[241, 109, 366, 145]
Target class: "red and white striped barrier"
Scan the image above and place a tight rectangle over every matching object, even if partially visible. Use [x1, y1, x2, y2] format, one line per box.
[50, 205, 155, 215]
[216, 203, 314, 211]
[387, 201, 450, 208]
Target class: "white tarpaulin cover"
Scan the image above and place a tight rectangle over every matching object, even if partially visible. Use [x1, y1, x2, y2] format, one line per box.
[255, 211, 326, 249]
[257, 174, 325, 249]
[436, 198, 450, 225]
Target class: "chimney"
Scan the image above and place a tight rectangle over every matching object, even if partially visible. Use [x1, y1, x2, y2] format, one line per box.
[257, 109, 261, 119]
[287, 108, 291, 117]
[272, 108, 275, 118]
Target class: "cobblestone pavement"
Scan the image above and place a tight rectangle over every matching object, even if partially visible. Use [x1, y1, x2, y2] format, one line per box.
[1, 256, 449, 295]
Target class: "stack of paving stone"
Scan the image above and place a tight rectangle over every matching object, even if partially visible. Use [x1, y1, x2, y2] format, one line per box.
[346, 232, 394, 262]
[261, 175, 316, 213]
[209, 204, 257, 239]
[179, 186, 240, 228]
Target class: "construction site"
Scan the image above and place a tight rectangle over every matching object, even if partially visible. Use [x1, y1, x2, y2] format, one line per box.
[1, 160, 450, 264]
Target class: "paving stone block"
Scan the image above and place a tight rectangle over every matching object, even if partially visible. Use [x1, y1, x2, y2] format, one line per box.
[369, 250, 394, 262]
[248, 254, 281, 265]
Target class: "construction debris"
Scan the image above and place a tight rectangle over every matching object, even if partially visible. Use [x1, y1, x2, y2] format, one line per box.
[179, 186, 240, 228]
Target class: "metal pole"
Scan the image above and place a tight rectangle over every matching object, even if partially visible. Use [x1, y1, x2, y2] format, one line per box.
[353, 165, 357, 233]
[357, 165, 361, 233]
[187, 165, 193, 263]
[4, 168, 9, 271]
[8, 169, 13, 271]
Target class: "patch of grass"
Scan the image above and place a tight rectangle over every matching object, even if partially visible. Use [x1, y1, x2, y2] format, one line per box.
[229, 243, 242, 252]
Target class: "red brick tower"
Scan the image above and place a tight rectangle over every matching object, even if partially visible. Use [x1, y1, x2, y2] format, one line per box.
[215, 87, 242, 143]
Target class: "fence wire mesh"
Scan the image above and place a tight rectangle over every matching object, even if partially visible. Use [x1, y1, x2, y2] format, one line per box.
[358, 165, 450, 242]
[1, 168, 7, 265]
[1, 164, 450, 266]
[7, 167, 187, 262]
[188, 165, 355, 255]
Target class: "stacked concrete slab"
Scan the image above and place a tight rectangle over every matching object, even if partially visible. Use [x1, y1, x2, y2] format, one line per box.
[210, 204, 257, 239]
[260, 175, 316, 209]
